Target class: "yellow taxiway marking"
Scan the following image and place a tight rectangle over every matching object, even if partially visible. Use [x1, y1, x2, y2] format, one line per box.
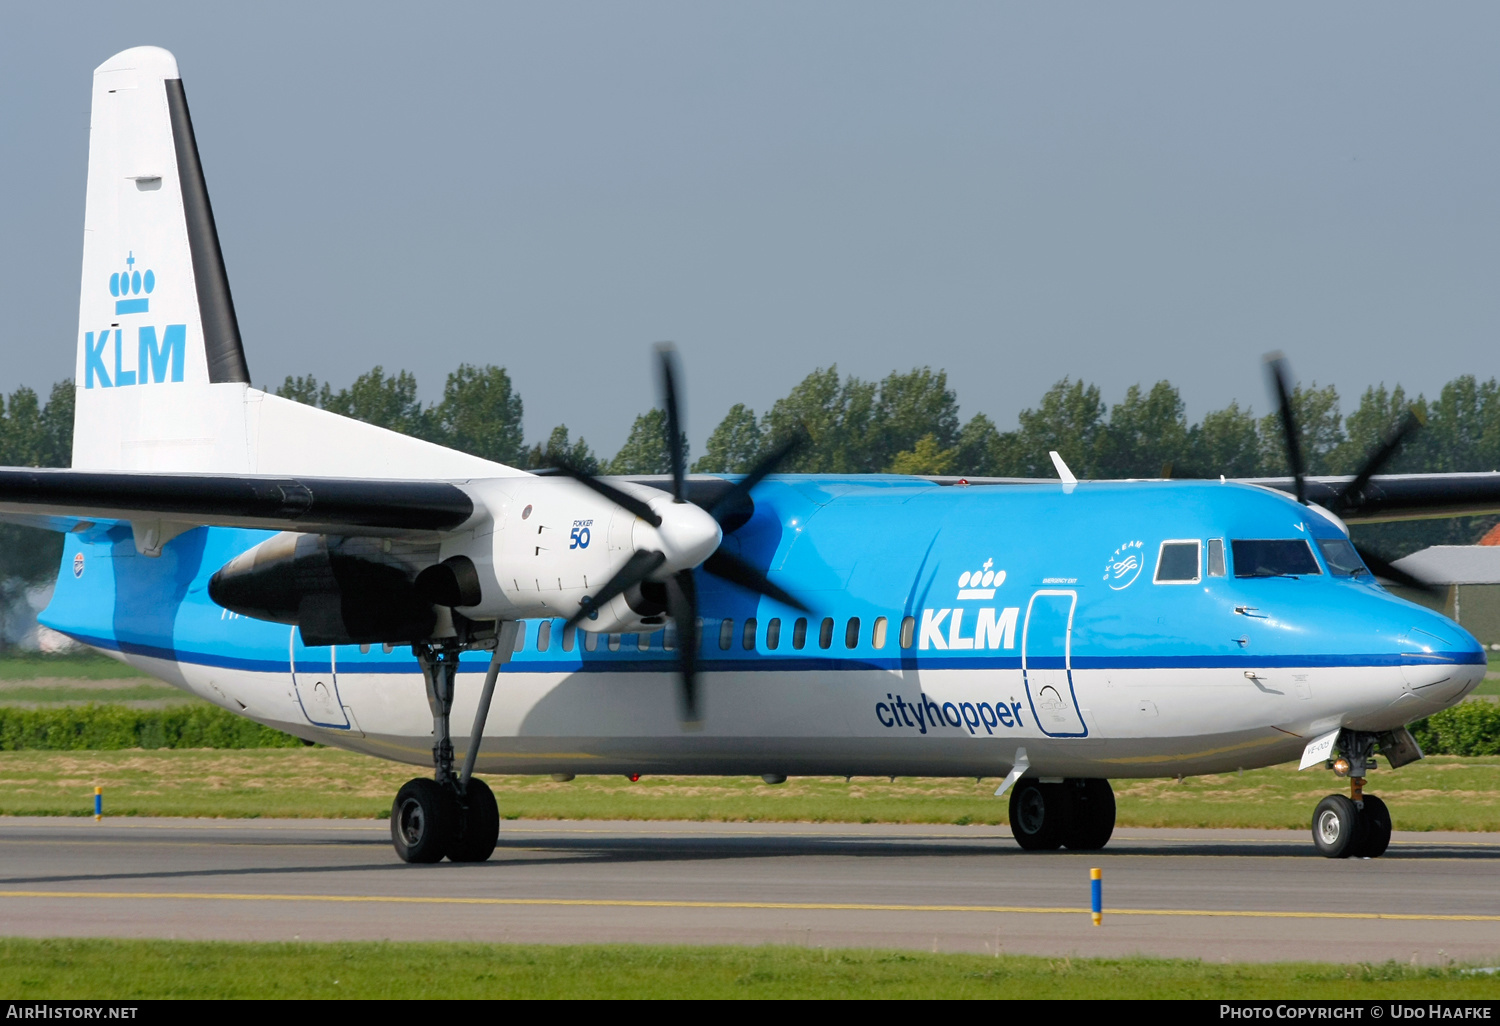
[1, 890, 1498, 922]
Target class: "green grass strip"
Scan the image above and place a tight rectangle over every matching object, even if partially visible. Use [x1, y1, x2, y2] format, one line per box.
[4, 750, 1500, 829]
[0, 939, 1496, 999]
[0, 653, 147, 680]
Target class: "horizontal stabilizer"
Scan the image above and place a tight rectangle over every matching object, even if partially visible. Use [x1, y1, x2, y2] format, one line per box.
[0, 468, 474, 537]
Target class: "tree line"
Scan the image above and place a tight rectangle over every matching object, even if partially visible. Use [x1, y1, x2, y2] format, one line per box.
[0, 364, 1498, 585]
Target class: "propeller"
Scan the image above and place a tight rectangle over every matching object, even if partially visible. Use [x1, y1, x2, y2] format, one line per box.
[1265, 353, 1307, 505]
[1265, 353, 1440, 596]
[557, 344, 808, 723]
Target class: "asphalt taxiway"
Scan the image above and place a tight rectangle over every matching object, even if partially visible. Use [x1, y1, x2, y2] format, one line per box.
[2, 817, 1497, 963]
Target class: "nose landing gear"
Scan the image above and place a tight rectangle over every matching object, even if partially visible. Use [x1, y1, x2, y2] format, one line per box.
[391, 622, 514, 864]
[1311, 731, 1396, 859]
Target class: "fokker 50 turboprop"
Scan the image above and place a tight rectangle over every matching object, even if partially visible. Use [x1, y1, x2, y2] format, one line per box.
[11, 47, 1500, 863]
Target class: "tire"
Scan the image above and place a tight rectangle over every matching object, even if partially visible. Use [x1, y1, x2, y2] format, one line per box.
[391, 778, 456, 864]
[448, 777, 500, 863]
[1312, 794, 1367, 859]
[1008, 781, 1068, 850]
[1357, 794, 1392, 859]
[1062, 779, 1116, 851]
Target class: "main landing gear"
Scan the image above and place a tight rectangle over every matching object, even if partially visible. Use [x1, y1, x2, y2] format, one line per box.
[1311, 731, 1393, 859]
[1008, 778, 1116, 851]
[392, 625, 514, 864]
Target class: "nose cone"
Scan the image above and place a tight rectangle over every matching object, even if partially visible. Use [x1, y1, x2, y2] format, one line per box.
[1396, 609, 1487, 710]
[641, 499, 723, 573]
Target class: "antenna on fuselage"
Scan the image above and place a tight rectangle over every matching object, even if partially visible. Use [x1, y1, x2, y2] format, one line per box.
[1049, 451, 1077, 492]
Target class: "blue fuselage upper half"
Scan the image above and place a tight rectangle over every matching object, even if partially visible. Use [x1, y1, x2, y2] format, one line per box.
[39, 476, 1483, 679]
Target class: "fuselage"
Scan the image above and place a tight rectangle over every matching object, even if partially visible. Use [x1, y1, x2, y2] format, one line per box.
[40, 477, 1484, 780]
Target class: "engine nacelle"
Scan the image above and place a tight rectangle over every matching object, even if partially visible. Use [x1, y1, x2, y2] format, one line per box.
[209, 532, 441, 646]
[414, 477, 701, 634]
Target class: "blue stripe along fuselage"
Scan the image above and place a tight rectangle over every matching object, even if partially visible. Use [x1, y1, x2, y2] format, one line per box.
[39, 477, 1485, 680]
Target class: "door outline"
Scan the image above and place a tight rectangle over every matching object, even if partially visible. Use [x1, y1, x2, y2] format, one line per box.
[290, 627, 352, 729]
[1022, 589, 1089, 738]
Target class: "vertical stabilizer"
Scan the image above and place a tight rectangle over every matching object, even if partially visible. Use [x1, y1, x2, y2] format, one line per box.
[72, 48, 523, 481]
[74, 47, 251, 472]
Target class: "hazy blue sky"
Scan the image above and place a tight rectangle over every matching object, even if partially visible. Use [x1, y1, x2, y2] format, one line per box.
[3, 3, 1498, 456]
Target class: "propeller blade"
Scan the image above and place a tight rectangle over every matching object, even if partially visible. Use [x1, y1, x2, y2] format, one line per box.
[708, 432, 806, 523]
[1352, 541, 1442, 597]
[656, 343, 687, 504]
[703, 549, 809, 612]
[545, 463, 662, 528]
[565, 549, 666, 628]
[1335, 409, 1424, 513]
[1265, 353, 1306, 505]
[665, 569, 700, 724]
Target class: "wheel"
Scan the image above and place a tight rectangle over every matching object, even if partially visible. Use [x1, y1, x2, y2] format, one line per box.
[447, 777, 500, 863]
[1008, 780, 1068, 850]
[1312, 794, 1367, 858]
[391, 778, 456, 863]
[1062, 779, 1115, 850]
[1356, 794, 1392, 858]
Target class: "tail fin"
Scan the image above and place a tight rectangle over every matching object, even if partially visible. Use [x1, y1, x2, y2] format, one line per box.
[73, 47, 520, 480]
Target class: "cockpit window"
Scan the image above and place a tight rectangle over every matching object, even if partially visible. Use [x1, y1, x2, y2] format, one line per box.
[1317, 538, 1369, 577]
[1154, 540, 1201, 583]
[1231, 539, 1322, 578]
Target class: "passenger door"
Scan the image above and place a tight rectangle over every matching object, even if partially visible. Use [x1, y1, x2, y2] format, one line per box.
[1022, 590, 1088, 737]
[290, 627, 353, 730]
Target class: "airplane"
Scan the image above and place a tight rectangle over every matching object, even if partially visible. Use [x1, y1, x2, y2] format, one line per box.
[10, 46, 1500, 865]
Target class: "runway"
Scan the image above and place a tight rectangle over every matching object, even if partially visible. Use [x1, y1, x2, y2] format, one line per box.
[2, 817, 1498, 963]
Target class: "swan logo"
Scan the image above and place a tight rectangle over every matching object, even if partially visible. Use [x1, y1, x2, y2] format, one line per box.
[957, 558, 1006, 600]
[1104, 540, 1144, 591]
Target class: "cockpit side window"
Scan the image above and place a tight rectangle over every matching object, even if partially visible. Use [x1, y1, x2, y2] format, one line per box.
[1207, 538, 1226, 577]
[1231, 539, 1322, 577]
[1154, 540, 1201, 584]
[1317, 538, 1369, 577]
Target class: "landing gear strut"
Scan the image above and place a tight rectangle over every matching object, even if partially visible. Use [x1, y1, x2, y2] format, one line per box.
[391, 621, 515, 864]
[1008, 778, 1116, 851]
[1311, 730, 1393, 859]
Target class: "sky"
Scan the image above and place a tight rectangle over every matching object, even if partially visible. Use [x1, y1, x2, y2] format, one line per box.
[2, 2, 1498, 458]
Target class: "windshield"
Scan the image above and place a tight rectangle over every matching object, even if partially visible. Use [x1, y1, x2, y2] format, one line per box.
[1317, 538, 1369, 577]
[1231, 539, 1322, 578]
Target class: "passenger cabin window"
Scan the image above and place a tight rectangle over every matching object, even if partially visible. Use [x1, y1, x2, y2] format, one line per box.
[1207, 538, 1226, 577]
[515, 626, 527, 651]
[562, 624, 576, 652]
[537, 621, 552, 652]
[662, 624, 675, 651]
[584, 631, 599, 652]
[900, 616, 916, 649]
[719, 619, 734, 651]
[766, 618, 782, 650]
[638, 631, 652, 652]
[872, 616, 888, 650]
[743, 618, 757, 650]
[845, 617, 860, 649]
[1155, 540, 1201, 584]
[1232, 539, 1322, 578]
[1317, 538, 1369, 578]
[793, 618, 808, 649]
[819, 617, 835, 650]
[607, 633, 621, 652]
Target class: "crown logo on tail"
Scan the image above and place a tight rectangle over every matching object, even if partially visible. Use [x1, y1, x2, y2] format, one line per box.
[108, 251, 155, 315]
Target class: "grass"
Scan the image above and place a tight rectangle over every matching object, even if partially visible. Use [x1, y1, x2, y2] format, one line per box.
[0, 939, 1496, 999]
[0, 683, 201, 705]
[0, 652, 147, 681]
[4, 748, 1500, 828]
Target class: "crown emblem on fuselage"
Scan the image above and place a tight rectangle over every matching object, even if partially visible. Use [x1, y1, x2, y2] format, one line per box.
[108, 251, 155, 315]
[957, 558, 1005, 599]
